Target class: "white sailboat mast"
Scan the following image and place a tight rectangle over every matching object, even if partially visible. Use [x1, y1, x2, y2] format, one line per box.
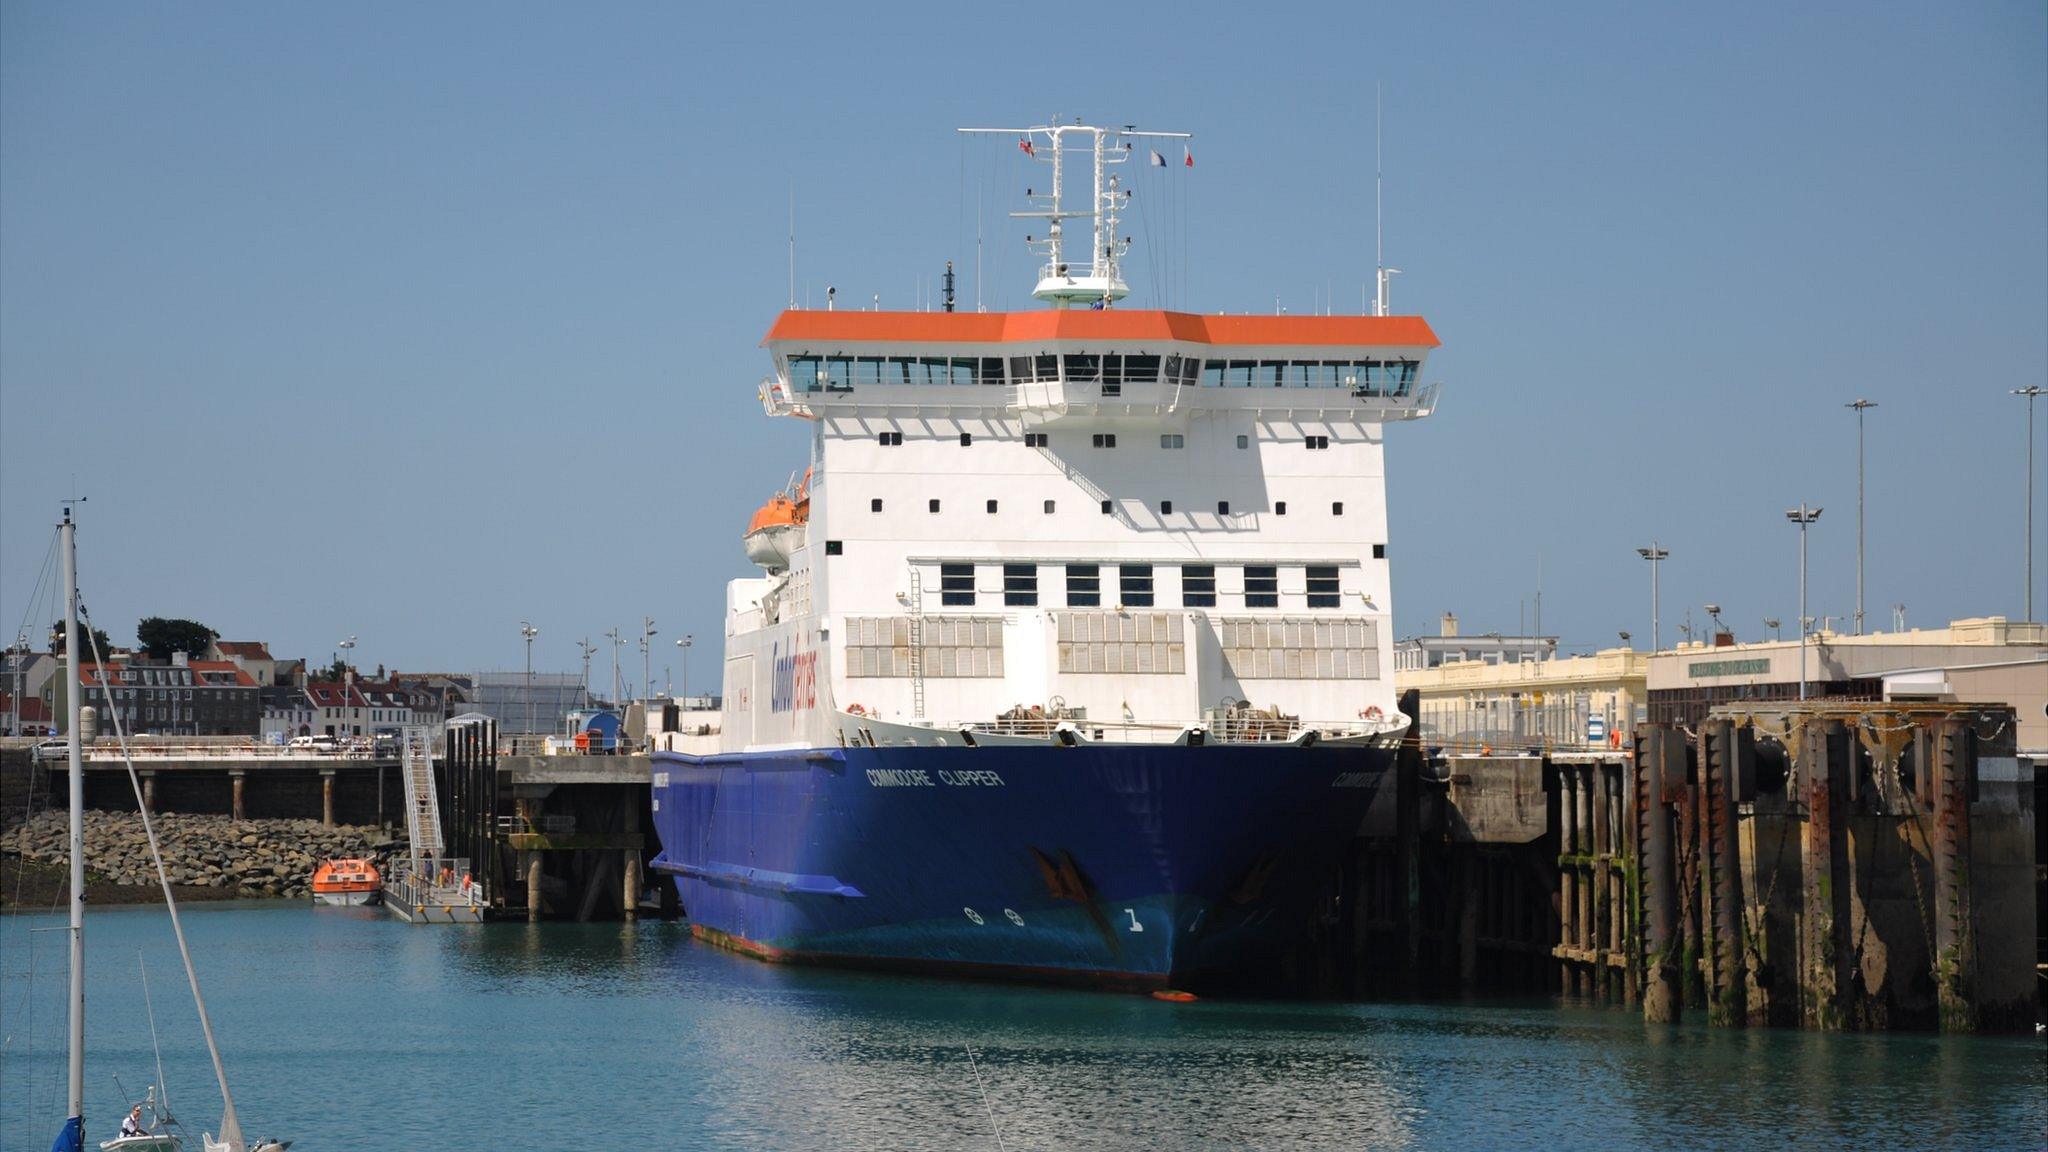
[61, 506, 84, 1137]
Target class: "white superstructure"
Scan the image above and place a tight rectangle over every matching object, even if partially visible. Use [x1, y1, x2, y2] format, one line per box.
[721, 124, 1442, 752]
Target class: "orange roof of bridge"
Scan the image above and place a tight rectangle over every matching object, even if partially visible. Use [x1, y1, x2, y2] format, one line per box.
[763, 309, 1438, 349]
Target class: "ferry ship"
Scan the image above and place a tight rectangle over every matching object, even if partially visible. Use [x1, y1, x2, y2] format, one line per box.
[650, 122, 1441, 990]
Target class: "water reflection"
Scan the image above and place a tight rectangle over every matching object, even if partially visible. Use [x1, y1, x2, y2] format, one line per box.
[2, 906, 2040, 1151]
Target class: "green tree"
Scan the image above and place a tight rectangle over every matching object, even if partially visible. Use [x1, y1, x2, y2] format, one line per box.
[322, 657, 348, 682]
[136, 617, 219, 662]
[48, 621, 114, 662]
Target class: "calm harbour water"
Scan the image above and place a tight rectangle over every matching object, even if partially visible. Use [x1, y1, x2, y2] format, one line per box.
[1, 902, 2041, 1151]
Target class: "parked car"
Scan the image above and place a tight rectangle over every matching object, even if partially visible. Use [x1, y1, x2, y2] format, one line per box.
[31, 738, 71, 762]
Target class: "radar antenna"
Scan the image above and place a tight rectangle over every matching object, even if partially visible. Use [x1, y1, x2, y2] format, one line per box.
[959, 120, 1190, 309]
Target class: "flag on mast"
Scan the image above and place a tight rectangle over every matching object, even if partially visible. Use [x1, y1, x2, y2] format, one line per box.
[1150, 149, 1166, 167]
[1019, 138, 1034, 156]
[1184, 145, 1194, 168]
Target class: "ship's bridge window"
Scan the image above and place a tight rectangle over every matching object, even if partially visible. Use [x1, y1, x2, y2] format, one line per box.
[1221, 360, 1257, 387]
[891, 356, 976, 386]
[824, 356, 854, 391]
[1063, 354, 1101, 384]
[1125, 354, 1162, 385]
[788, 355, 825, 392]
[854, 357, 886, 387]
[1183, 565, 1217, 607]
[1034, 353, 1058, 380]
[1200, 361, 1224, 387]
[940, 563, 976, 606]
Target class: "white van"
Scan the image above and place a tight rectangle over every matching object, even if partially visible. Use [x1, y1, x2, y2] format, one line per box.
[288, 734, 339, 752]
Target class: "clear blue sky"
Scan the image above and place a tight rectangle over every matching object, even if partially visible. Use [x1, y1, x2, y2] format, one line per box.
[3, 2, 2044, 685]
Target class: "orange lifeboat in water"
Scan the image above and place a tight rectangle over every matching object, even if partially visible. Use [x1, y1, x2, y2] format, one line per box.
[311, 857, 382, 906]
[743, 471, 810, 573]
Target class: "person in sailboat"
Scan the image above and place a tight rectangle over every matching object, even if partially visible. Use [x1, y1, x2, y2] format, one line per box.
[120, 1104, 149, 1138]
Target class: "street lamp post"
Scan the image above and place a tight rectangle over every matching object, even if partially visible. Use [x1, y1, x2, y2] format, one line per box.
[1846, 399, 1877, 633]
[520, 621, 539, 737]
[676, 635, 694, 703]
[1636, 543, 1669, 652]
[2016, 386, 2045, 622]
[577, 639, 598, 710]
[603, 628, 623, 709]
[1764, 617, 1781, 642]
[1786, 504, 1822, 700]
[338, 635, 356, 737]
[639, 617, 658, 703]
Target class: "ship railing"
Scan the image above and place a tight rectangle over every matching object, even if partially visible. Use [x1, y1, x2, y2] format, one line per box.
[957, 715, 1402, 746]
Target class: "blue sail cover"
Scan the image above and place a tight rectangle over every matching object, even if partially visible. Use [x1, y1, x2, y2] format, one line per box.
[50, 1115, 83, 1152]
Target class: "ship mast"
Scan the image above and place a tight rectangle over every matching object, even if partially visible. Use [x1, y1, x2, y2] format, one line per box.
[959, 120, 1190, 309]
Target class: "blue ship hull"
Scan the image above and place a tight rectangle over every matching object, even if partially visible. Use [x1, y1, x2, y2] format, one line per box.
[648, 742, 1389, 990]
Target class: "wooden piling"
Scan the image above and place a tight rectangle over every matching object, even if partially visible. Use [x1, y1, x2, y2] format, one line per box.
[1394, 688, 1423, 993]
[1636, 725, 1682, 1023]
[1559, 764, 1578, 996]
[622, 794, 641, 923]
[1929, 718, 1975, 1033]
[1799, 718, 1850, 1029]
[229, 769, 246, 821]
[1699, 720, 1748, 1027]
[320, 768, 336, 828]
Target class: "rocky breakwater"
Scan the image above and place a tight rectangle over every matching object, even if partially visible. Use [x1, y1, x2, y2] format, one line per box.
[3, 810, 391, 900]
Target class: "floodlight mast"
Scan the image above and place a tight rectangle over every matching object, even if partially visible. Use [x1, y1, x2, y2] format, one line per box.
[959, 121, 1191, 308]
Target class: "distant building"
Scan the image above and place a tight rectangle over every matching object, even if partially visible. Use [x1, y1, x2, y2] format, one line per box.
[1393, 612, 1558, 672]
[3, 651, 58, 735]
[465, 671, 589, 735]
[295, 678, 439, 738]
[1399, 648, 1647, 751]
[53, 655, 260, 736]
[206, 640, 290, 688]
[1646, 616, 2048, 746]
[260, 685, 317, 740]
[1398, 615, 2048, 754]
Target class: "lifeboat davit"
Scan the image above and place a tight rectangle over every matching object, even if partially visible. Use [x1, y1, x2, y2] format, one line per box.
[310, 857, 382, 906]
[743, 472, 810, 573]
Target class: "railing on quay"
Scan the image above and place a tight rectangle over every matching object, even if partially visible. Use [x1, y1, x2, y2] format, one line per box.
[384, 856, 483, 910]
[53, 740, 399, 762]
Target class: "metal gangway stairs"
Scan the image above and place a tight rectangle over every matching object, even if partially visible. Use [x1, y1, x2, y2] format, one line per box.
[384, 724, 486, 923]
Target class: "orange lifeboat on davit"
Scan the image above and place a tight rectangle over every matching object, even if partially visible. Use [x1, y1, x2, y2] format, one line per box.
[743, 470, 810, 573]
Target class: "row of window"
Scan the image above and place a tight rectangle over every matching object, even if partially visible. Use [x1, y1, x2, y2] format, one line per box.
[880, 429, 1348, 451]
[88, 687, 204, 702]
[872, 498, 1352, 517]
[792, 353, 1420, 395]
[937, 563, 1349, 609]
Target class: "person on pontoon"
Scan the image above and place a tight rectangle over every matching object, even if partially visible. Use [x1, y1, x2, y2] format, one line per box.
[120, 1105, 148, 1138]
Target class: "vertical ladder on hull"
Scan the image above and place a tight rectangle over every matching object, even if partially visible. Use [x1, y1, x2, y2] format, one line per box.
[907, 565, 926, 719]
[401, 725, 444, 866]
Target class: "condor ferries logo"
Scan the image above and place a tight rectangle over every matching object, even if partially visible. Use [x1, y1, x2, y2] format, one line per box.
[770, 639, 818, 714]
